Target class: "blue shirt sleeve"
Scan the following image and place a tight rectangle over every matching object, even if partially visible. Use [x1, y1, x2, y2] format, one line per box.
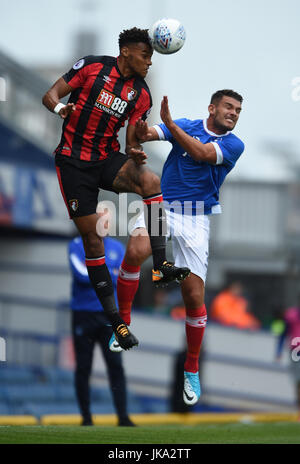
[158, 118, 191, 142]
[215, 135, 245, 169]
[68, 238, 91, 285]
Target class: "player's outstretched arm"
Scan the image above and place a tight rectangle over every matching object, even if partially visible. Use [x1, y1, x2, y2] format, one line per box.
[160, 96, 217, 164]
[42, 77, 76, 119]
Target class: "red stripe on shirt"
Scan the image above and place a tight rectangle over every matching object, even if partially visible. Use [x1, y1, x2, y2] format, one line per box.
[80, 66, 117, 161]
[95, 74, 129, 159]
[64, 63, 104, 159]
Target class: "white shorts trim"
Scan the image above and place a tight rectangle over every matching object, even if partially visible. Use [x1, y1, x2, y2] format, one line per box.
[130, 210, 210, 282]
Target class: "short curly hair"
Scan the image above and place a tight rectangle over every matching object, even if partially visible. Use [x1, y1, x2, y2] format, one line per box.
[210, 89, 243, 105]
[118, 27, 152, 50]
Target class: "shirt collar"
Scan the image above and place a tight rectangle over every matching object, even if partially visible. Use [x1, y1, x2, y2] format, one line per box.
[203, 118, 230, 137]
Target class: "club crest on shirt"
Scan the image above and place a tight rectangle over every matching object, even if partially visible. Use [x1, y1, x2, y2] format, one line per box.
[69, 199, 79, 212]
[127, 87, 137, 101]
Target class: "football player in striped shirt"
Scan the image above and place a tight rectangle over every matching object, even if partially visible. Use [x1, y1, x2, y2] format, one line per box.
[42, 28, 190, 351]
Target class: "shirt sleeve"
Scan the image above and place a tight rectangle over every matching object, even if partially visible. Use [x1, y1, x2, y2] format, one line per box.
[155, 118, 191, 142]
[213, 136, 245, 169]
[128, 87, 152, 125]
[62, 55, 95, 89]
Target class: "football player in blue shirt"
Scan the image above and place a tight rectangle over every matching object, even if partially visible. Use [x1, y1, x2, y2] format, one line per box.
[113, 89, 244, 406]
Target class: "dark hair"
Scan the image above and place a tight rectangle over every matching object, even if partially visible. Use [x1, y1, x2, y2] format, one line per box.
[210, 89, 243, 105]
[118, 27, 152, 50]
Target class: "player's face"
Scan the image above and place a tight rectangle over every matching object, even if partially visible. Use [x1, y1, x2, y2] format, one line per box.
[209, 96, 242, 132]
[124, 43, 153, 78]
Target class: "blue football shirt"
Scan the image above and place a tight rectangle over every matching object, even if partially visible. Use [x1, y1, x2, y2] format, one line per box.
[155, 118, 244, 214]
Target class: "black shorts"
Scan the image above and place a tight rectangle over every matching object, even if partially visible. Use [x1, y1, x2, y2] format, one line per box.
[55, 152, 129, 218]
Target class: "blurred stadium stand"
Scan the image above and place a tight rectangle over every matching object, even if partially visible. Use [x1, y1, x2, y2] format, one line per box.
[1, 48, 300, 420]
[0, 49, 62, 153]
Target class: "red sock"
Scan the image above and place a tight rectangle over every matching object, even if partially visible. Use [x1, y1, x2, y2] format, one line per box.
[184, 305, 207, 373]
[117, 260, 141, 326]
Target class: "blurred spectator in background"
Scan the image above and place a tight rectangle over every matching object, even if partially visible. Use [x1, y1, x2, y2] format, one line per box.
[143, 288, 172, 316]
[68, 203, 134, 426]
[0, 181, 13, 225]
[210, 281, 260, 330]
[275, 297, 300, 420]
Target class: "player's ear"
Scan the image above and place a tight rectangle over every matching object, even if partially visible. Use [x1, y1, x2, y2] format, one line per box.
[208, 103, 216, 116]
[120, 46, 129, 58]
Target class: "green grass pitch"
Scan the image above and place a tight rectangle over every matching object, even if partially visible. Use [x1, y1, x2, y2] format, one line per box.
[0, 423, 299, 444]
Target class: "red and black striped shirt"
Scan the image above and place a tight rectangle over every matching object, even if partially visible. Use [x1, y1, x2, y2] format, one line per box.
[55, 55, 152, 161]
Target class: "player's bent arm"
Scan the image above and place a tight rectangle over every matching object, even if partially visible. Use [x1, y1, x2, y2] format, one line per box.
[124, 123, 148, 165]
[42, 77, 74, 114]
[125, 123, 145, 154]
[166, 121, 218, 164]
